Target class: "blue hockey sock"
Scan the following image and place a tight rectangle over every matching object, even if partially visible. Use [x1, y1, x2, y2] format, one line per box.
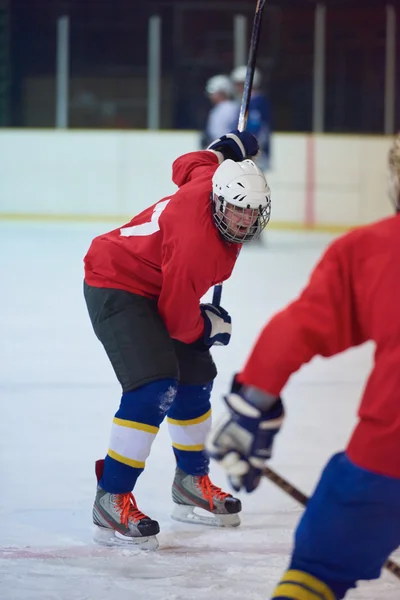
[100, 378, 177, 493]
[167, 382, 213, 475]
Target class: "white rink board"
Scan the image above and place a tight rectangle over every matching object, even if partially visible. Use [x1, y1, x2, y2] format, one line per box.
[0, 130, 394, 228]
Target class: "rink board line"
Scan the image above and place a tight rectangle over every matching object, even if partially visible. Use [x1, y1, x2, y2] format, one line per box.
[0, 212, 352, 234]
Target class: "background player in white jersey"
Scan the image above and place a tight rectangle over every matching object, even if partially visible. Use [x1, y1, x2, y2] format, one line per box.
[83, 130, 271, 550]
[201, 75, 239, 148]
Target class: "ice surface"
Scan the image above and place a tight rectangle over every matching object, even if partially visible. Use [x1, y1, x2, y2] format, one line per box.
[1, 222, 399, 599]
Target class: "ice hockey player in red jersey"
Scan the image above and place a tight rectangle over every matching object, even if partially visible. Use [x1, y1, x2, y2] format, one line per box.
[83, 130, 271, 549]
[207, 133, 400, 598]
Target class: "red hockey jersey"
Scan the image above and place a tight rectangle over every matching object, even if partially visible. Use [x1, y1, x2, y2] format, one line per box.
[239, 215, 400, 479]
[84, 151, 240, 344]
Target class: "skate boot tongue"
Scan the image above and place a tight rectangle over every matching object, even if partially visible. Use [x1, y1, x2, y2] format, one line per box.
[114, 493, 159, 537]
[171, 468, 242, 527]
[115, 492, 149, 526]
[195, 474, 230, 511]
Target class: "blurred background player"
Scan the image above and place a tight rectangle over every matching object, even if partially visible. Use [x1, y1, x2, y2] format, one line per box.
[201, 75, 239, 148]
[231, 65, 272, 172]
[83, 130, 271, 550]
[207, 134, 400, 598]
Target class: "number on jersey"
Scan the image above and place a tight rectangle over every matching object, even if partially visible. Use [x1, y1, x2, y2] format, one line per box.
[120, 199, 170, 237]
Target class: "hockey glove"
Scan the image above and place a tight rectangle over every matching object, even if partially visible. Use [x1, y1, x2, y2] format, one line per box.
[200, 303, 232, 347]
[207, 130, 259, 162]
[206, 380, 284, 492]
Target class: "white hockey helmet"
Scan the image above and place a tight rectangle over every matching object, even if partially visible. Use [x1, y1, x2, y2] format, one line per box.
[388, 133, 400, 212]
[211, 159, 271, 243]
[231, 65, 262, 88]
[205, 74, 233, 97]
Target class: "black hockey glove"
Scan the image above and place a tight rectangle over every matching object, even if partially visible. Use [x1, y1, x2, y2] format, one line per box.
[206, 377, 284, 492]
[207, 130, 259, 162]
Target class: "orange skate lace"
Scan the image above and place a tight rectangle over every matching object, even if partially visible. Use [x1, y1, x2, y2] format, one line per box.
[114, 493, 149, 527]
[196, 475, 230, 511]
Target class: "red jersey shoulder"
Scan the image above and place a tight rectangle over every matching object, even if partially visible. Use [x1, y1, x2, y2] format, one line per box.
[100, 150, 220, 239]
[325, 214, 400, 268]
[172, 150, 220, 187]
[335, 215, 399, 246]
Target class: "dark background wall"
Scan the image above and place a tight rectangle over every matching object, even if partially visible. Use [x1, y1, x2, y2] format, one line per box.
[3, 0, 400, 132]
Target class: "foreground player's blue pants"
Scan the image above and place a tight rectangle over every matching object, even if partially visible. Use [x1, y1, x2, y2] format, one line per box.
[271, 452, 400, 599]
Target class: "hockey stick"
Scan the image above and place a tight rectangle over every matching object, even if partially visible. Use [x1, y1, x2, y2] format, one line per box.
[262, 465, 400, 580]
[212, 0, 267, 308]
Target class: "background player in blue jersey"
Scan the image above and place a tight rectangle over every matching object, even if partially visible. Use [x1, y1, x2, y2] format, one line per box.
[231, 66, 271, 172]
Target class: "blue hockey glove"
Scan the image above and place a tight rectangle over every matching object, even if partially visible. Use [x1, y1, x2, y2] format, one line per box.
[206, 380, 284, 492]
[207, 130, 259, 162]
[200, 303, 231, 347]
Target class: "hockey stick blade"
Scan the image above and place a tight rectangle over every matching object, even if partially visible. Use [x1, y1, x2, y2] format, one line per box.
[262, 465, 400, 580]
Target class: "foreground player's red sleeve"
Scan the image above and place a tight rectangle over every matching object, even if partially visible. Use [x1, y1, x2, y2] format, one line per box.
[239, 237, 367, 395]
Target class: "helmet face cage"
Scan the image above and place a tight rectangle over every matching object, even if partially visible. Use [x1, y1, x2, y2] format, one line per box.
[212, 193, 271, 244]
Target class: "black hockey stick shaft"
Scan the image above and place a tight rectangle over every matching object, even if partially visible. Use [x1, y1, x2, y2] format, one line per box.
[237, 0, 267, 135]
[212, 0, 266, 308]
[262, 465, 400, 580]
